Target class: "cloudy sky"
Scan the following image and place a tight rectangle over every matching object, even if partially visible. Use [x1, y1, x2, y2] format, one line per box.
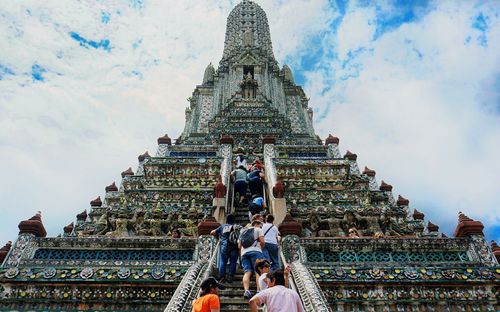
[0, 0, 499, 246]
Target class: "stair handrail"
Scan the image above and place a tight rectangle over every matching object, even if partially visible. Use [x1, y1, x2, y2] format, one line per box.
[181, 240, 220, 312]
[280, 239, 332, 312]
[164, 236, 218, 312]
[278, 250, 306, 311]
[225, 165, 236, 217]
[163, 262, 207, 312]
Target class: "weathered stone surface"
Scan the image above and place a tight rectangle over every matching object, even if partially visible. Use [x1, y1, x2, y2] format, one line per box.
[63, 222, 74, 234]
[138, 151, 150, 162]
[90, 196, 102, 207]
[279, 214, 302, 237]
[157, 134, 172, 145]
[213, 175, 226, 198]
[18, 212, 47, 237]
[197, 216, 220, 236]
[491, 240, 500, 263]
[379, 180, 393, 191]
[325, 134, 339, 145]
[363, 166, 376, 177]
[105, 181, 118, 192]
[121, 167, 134, 178]
[272, 178, 284, 198]
[396, 195, 409, 206]
[453, 211, 484, 237]
[344, 150, 357, 160]
[0, 241, 12, 263]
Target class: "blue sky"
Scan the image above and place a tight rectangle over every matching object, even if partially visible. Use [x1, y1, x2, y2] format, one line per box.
[0, 0, 499, 246]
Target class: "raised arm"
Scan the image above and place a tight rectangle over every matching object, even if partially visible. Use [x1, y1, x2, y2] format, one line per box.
[248, 295, 262, 312]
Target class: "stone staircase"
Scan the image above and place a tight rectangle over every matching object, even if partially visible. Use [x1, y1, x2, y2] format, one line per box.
[218, 269, 255, 311]
[233, 201, 250, 225]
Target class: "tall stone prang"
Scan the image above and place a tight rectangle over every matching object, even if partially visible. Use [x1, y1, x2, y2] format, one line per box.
[179, 1, 318, 148]
[1, 1, 498, 311]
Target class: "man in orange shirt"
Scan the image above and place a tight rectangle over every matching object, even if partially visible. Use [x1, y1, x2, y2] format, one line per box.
[192, 277, 225, 312]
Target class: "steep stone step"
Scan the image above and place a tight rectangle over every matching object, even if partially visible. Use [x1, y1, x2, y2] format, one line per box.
[216, 267, 259, 312]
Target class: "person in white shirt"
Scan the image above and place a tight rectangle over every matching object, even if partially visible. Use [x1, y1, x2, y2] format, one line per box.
[249, 270, 304, 312]
[238, 215, 265, 300]
[255, 259, 290, 291]
[262, 214, 280, 271]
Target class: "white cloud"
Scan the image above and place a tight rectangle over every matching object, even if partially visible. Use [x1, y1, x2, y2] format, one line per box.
[309, 1, 500, 236]
[0, 0, 331, 243]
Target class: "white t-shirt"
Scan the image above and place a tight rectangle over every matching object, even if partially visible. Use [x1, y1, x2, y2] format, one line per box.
[258, 273, 268, 291]
[262, 223, 280, 245]
[256, 285, 304, 312]
[240, 227, 264, 256]
[235, 155, 247, 169]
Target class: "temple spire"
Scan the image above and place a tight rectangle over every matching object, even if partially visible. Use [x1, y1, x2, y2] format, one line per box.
[220, 0, 276, 67]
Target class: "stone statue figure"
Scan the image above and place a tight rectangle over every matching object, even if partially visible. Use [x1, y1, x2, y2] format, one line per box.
[107, 217, 129, 237]
[240, 72, 258, 99]
[242, 27, 254, 47]
[340, 211, 362, 236]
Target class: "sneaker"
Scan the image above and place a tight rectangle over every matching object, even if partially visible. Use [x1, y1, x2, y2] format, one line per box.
[243, 290, 253, 300]
[226, 275, 233, 283]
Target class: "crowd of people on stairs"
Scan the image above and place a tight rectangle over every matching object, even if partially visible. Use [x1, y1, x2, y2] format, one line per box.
[206, 214, 303, 312]
[193, 150, 304, 312]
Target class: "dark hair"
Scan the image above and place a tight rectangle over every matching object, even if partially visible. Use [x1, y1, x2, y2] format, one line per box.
[254, 258, 270, 274]
[226, 214, 235, 224]
[199, 277, 223, 296]
[266, 214, 274, 223]
[238, 165, 246, 171]
[267, 270, 285, 286]
[200, 280, 216, 296]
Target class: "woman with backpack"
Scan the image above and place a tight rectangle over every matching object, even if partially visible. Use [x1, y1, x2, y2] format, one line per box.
[210, 214, 239, 283]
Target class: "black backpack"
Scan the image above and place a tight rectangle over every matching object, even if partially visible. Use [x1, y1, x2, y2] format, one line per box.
[239, 227, 257, 248]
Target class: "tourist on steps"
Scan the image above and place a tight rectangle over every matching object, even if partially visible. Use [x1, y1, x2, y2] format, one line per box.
[255, 259, 291, 291]
[262, 214, 281, 271]
[248, 194, 266, 222]
[239, 214, 265, 300]
[247, 165, 265, 196]
[231, 165, 248, 206]
[235, 148, 247, 169]
[248, 270, 304, 312]
[210, 214, 238, 283]
[254, 259, 271, 291]
[191, 277, 224, 312]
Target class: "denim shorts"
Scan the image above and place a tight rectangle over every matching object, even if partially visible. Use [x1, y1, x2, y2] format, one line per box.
[241, 250, 265, 273]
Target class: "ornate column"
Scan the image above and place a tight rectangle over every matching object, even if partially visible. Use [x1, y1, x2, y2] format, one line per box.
[363, 166, 379, 191]
[344, 150, 361, 176]
[263, 138, 286, 225]
[215, 136, 233, 219]
[3, 213, 46, 268]
[2, 234, 34, 268]
[135, 151, 150, 176]
[454, 212, 497, 266]
[156, 134, 172, 157]
[325, 134, 341, 158]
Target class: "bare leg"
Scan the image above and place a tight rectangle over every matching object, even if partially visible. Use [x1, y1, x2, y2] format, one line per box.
[243, 272, 252, 291]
